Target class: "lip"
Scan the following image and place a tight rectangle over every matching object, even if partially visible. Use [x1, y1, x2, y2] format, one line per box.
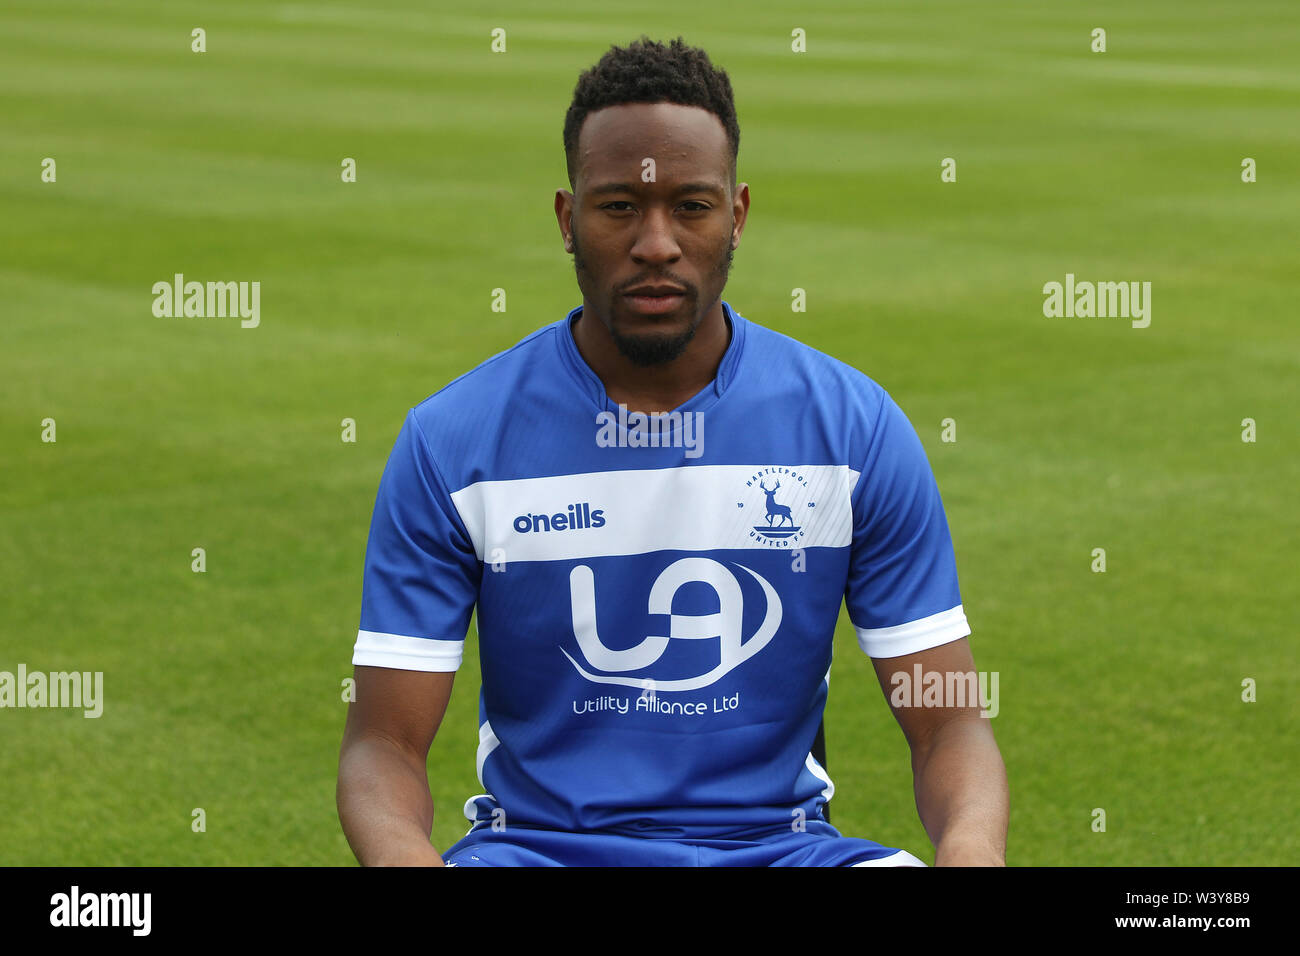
[623, 292, 686, 315]
[624, 284, 686, 296]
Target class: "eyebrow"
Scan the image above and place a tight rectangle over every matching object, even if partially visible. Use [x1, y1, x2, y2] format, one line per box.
[588, 181, 726, 199]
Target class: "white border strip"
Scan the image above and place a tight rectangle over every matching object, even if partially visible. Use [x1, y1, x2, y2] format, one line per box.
[476, 720, 500, 787]
[352, 630, 463, 672]
[854, 605, 971, 658]
[804, 752, 835, 803]
[461, 793, 495, 831]
[449, 464, 859, 562]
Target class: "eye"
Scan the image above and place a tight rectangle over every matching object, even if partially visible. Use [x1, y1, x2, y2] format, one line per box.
[599, 201, 711, 213]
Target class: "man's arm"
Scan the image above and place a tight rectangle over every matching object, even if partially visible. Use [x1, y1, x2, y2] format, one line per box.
[337, 665, 456, 866]
[871, 636, 1008, 866]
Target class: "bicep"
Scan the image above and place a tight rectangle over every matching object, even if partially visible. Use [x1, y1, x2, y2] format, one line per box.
[871, 637, 982, 753]
[342, 665, 456, 762]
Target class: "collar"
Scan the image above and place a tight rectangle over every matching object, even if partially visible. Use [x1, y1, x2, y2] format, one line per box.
[556, 300, 747, 414]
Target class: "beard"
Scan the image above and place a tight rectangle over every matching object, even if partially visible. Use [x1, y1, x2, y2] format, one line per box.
[572, 220, 735, 367]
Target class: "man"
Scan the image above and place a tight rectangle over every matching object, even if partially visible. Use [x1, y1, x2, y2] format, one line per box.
[337, 36, 1008, 866]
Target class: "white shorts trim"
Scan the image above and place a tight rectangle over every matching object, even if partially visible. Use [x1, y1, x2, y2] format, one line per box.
[851, 849, 927, 867]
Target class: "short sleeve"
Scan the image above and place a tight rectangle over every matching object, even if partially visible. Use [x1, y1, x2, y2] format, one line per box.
[352, 409, 481, 672]
[845, 390, 970, 659]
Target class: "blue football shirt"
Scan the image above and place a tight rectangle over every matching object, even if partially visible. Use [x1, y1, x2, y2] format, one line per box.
[353, 301, 970, 838]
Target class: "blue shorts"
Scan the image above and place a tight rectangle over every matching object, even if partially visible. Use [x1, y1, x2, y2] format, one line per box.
[442, 820, 926, 867]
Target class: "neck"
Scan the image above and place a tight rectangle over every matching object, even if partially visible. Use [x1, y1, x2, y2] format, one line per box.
[571, 298, 731, 414]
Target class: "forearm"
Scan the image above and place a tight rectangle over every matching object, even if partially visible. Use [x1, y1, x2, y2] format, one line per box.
[337, 734, 444, 866]
[911, 716, 1008, 865]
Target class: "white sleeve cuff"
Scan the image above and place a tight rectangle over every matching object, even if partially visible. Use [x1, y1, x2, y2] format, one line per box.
[854, 605, 971, 659]
[352, 629, 463, 672]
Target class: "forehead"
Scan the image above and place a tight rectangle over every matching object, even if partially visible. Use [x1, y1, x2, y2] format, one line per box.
[575, 101, 729, 186]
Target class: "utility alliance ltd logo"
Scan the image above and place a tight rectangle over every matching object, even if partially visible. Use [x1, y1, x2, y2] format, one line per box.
[563, 557, 781, 692]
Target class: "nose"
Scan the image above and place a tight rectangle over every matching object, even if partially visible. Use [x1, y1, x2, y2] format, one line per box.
[630, 205, 682, 264]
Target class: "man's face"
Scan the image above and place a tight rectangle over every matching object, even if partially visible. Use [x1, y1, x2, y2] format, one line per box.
[558, 102, 748, 366]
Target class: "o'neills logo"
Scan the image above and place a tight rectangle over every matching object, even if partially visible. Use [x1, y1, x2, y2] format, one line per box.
[513, 502, 605, 534]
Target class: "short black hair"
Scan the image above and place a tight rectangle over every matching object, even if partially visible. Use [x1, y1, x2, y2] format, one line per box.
[563, 35, 740, 190]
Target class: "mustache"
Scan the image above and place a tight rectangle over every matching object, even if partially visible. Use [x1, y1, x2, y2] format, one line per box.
[619, 281, 692, 295]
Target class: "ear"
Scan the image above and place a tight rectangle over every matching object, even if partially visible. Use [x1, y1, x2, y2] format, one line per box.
[555, 188, 575, 253]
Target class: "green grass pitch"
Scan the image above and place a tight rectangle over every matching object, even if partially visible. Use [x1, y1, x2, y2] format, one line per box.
[0, 0, 1295, 865]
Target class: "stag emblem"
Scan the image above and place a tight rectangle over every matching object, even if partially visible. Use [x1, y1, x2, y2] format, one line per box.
[759, 480, 795, 528]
